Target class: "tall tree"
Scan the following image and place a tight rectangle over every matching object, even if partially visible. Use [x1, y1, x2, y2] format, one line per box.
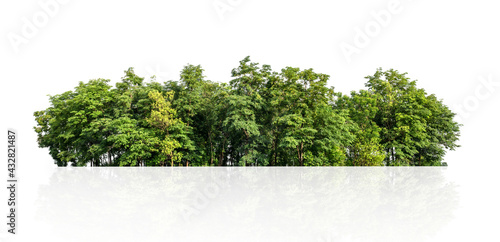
[225, 57, 265, 166]
[147, 90, 183, 166]
[335, 90, 385, 166]
[364, 68, 460, 166]
[34, 61, 461, 167]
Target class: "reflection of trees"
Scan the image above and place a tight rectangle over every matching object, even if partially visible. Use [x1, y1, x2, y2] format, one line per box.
[36, 167, 458, 242]
[36, 168, 195, 241]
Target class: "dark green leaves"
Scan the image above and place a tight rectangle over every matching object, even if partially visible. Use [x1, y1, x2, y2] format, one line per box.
[34, 61, 460, 166]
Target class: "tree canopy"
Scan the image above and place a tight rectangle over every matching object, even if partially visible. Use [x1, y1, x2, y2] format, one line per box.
[34, 58, 461, 166]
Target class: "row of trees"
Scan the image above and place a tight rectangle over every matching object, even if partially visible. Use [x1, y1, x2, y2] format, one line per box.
[34, 57, 461, 166]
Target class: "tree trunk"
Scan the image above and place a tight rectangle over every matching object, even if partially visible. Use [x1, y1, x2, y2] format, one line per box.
[219, 135, 227, 166]
[300, 143, 304, 166]
[271, 137, 276, 166]
[297, 143, 304, 166]
[219, 150, 224, 166]
[391, 147, 395, 165]
[209, 133, 214, 166]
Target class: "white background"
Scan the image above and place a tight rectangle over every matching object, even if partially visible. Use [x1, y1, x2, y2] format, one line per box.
[0, 0, 499, 241]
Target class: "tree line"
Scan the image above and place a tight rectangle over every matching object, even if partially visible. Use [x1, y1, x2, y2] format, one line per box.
[33, 57, 461, 166]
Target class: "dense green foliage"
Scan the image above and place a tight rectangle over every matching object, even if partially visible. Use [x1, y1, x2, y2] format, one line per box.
[34, 57, 461, 166]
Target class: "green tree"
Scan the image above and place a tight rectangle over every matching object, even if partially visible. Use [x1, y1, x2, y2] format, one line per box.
[335, 90, 385, 166]
[34, 61, 461, 167]
[225, 57, 266, 166]
[146, 90, 183, 166]
[364, 68, 460, 166]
